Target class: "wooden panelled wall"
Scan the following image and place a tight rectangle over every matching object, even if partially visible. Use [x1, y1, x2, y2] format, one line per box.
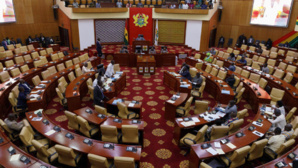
[201, 11, 219, 52]
[0, 0, 59, 43]
[216, 0, 298, 47]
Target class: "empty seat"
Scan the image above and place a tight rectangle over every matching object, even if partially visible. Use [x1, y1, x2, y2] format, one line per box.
[100, 125, 119, 143]
[117, 102, 139, 119]
[32, 139, 58, 164]
[258, 57, 266, 64]
[55, 144, 82, 167]
[205, 64, 212, 73]
[176, 96, 193, 117]
[15, 56, 25, 64]
[47, 66, 57, 76]
[95, 105, 114, 116]
[252, 55, 259, 61]
[235, 87, 245, 104]
[27, 44, 34, 51]
[191, 81, 206, 98]
[5, 60, 14, 67]
[216, 60, 224, 67]
[258, 78, 268, 89]
[278, 62, 287, 70]
[46, 48, 54, 54]
[65, 60, 73, 68]
[209, 126, 229, 140]
[285, 56, 294, 62]
[235, 66, 242, 74]
[72, 57, 80, 65]
[31, 52, 39, 59]
[277, 49, 285, 55]
[286, 107, 297, 123]
[57, 63, 66, 72]
[20, 64, 29, 73]
[249, 73, 260, 83]
[0, 71, 11, 82]
[180, 125, 208, 146]
[68, 72, 75, 82]
[122, 125, 139, 144]
[220, 146, 251, 168]
[270, 88, 285, 105]
[210, 67, 219, 76]
[269, 52, 277, 58]
[20, 46, 28, 52]
[114, 157, 136, 168]
[267, 59, 276, 66]
[77, 116, 99, 138]
[194, 100, 209, 115]
[39, 50, 47, 56]
[33, 60, 42, 68]
[51, 54, 58, 61]
[88, 154, 112, 168]
[286, 65, 296, 74]
[262, 50, 270, 56]
[228, 119, 244, 134]
[41, 70, 50, 80]
[226, 48, 233, 53]
[273, 69, 285, 79]
[283, 72, 293, 83]
[10, 68, 21, 77]
[251, 61, 260, 70]
[58, 52, 64, 58]
[237, 109, 247, 119]
[40, 56, 48, 64]
[240, 70, 250, 78]
[56, 88, 67, 107]
[114, 64, 120, 72]
[194, 53, 201, 59]
[20, 127, 49, 153]
[64, 111, 79, 130]
[5, 50, 13, 57]
[58, 76, 68, 88]
[247, 139, 268, 161]
[32, 75, 41, 86]
[75, 68, 82, 77]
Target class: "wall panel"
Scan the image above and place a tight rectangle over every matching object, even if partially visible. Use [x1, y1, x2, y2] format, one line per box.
[158, 20, 186, 44]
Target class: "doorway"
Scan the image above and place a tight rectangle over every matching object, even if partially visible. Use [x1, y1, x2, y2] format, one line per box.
[59, 26, 69, 47]
[209, 28, 217, 48]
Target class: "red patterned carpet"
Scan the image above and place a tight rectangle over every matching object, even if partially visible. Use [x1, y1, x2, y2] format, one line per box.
[44, 60, 255, 168]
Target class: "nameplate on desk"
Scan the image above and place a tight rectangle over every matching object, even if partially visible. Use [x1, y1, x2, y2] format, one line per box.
[201, 143, 211, 149]
[275, 161, 287, 168]
[73, 92, 78, 96]
[7, 146, 16, 155]
[126, 146, 137, 152]
[83, 139, 93, 146]
[103, 143, 114, 149]
[113, 118, 122, 123]
[220, 138, 230, 144]
[67, 69, 71, 72]
[132, 120, 141, 124]
[6, 82, 12, 86]
[81, 77, 85, 81]
[65, 133, 74, 140]
[252, 130, 264, 137]
[59, 72, 65, 75]
[287, 152, 296, 160]
[257, 92, 261, 96]
[42, 119, 49, 125]
[248, 126, 256, 131]
[0, 137, 3, 143]
[131, 100, 139, 104]
[85, 109, 92, 114]
[53, 126, 61, 132]
[76, 82, 80, 85]
[52, 76, 57, 79]
[221, 90, 230, 95]
[19, 155, 31, 164]
[37, 112, 42, 117]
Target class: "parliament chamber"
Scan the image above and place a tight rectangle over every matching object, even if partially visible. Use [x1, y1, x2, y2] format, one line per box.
[0, 0, 298, 167]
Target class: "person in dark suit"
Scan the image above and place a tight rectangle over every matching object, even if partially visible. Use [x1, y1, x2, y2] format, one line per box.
[218, 36, 225, 48]
[19, 79, 33, 95]
[226, 74, 236, 88]
[247, 36, 254, 46]
[1, 38, 8, 50]
[180, 65, 192, 81]
[266, 38, 273, 50]
[25, 36, 33, 45]
[16, 38, 22, 45]
[96, 38, 102, 57]
[93, 80, 106, 107]
[34, 35, 40, 42]
[10, 38, 16, 46]
[17, 87, 29, 110]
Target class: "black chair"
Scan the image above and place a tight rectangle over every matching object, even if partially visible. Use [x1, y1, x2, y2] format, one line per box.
[16, 38, 22, 45]
[72, 43, 79, 53]
[227, 38, 233, 47]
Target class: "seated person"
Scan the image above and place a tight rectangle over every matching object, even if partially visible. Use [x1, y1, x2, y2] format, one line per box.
[194, 3, 201, 9]
[227, 53, 236, 61]
[268, 109, 286, 131]
[223, 112, 238, 126]
[126, 1, 132, 7]
[135, 34, 145, 41]
[204, 53, 213, 63]
[216, 100, 237, 121]
[120, 46, 129, 53]
[160, 46, 168, 54]
[241, 52, 248, 57]
[149, 46, 156, 54]
[180, 65, 192, 81]
[188, 2, 194, 9]
[4, 113, 24, 132]
[236, 56, 247, 65]
[276, 101, 286, 116]
[256, 46, 263, 54]
[201, 3, 207, 9]
[116, 0, 122, 7]
[209, 48, 216, 55]
[282, 124, 294, 140]
[93, 80, 107, 107]
[97, 64, 105, 75]
[136, 0, 143, 7]
[225, 74, 236, 87]
[191, 72, 203, 89]
[82, 62, 91, 74]
[93, 71, 105, 88]
[260, 63, 269, 74]
[19, 79, 32, 95]
[170, 4, 176, 9]
[96, 0, 101, 8]
[178, 62, 187, 74]
[17, 87, 30, 111]
[267, 127, 285, 152]
[73, 0, 79, 8]
[284, 42, 289, 48]
[228, 62, 236, 72]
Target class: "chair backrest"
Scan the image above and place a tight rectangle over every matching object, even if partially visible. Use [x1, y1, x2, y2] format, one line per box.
[14, 48, 21, 54]
[122, 125, 139, 144]
[100, 125, 118, 143]
[189, 68, 198, 78]
[15, 43, 21, 48]
[33, 60, 42, 68]
[114, 64, 120, 72]
[249, 73, 260, 83]
[39, 50, 47, 56]
[258, 57, 266, 64]
[278, 62, 287, 70]
[273, 69, 285, 79]
[277, 49, 285, 55]
[15, 56, 25, 64]
[286, 107, 297, 123]
[46, 48, 53, 54]
[88, 154, 109, 168]
[249, 46, 256, 52]
[20, 64, 30, 73]
[5, 60, 14, 68]
[210, 126, 229, 140]
[32, 75, 41, 86]
[193, 125, 208, 143]
[40, 56, 48, 64]
[65, 60, 73, 68]
[195, 63, 203, 70]
[262, 50, 269, 56]
[229, 146, 251, 168]
[58, 76, 68, 88]
[0, 71, 11, 82]
[252, 55, 259, 61]
[210, 67, 219, 76]
[27, 44, 34, 51]
[72, 57, 80, 65]
[275, 139, 295, 157]
[228, 119, 244, 134]
[286, 65, 296, 74]
[270, 47, 277, 52]
[20, 46, 28, 52]
[8, 92, 17, 107]
[95, 105, 108, 115]
[194, 53, 201, 59]
[11, 85, 19, 98]
[57, 63, 65, 72]
[32, 139, 50, 163]
[11, 68, 21, 77]
[194, 100, 209, 115]
[267, 59, 276, 66]
[216, 60, 224, 67]
[251, 61, 260, 70]
[117, 102, 129, 119]
[51, 54, 59, 61]
[75, 68, 82, 77]
[41, 70, 50, 80]
[283, 72, 293, 83]
[55, 144, 78, 167]
[217, 70, 227, 80]
[205, 64, 212, 73]
[258, 78, 268, 89]
[114, 157, 135, 168]
[269, 52, 277, 58]
[240, 70, 250, 78]
[68, 72, 75, 82]
[233, 76, 240, 88]
[235, 82, 243, 93]
[19, 127, 34, 152]
[0, 119, 14, 135]
[7, 44, 14, 50]
[241, 44, 247, 50]
[226, 47, 233, 53]
[291, 116, 298, 130]
[246, 58, 252, 66]
[0, 62, 3, 71]
[270, 88, 285, 103]
[285, 56, 294, 62]
[77, 116, 93, 137]
[64, 111, 79, 130]
[58, 52, 64, 58]
[248, 139, 268, 161]
[47, 66, 57, 76]
[5, 50, 13, 57]
[0, 46, 6, 52]
[31, 52, 39, 59]
[235, 66, 242, 74]
[58, 82, 66, 93]
[237, 109, 247, 119]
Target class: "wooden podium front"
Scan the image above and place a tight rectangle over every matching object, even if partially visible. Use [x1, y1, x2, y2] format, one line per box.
[132, 40, 150, 54]
[137, 56, 156, 75]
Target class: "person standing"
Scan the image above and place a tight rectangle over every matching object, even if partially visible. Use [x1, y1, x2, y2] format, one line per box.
[19, 79, 32, 95]
[105, 60, 115, 78]
[1, 38, 8, 50]
[218, 36, 225, 48]
[96, 38, 102, 57]
[247, 36, 254, 46]
[93, 80, 106, 107]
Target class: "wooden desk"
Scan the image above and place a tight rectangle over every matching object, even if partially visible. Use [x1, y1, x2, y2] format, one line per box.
[26, 112, 142, 161]
[105, 97, 142, 117]
[163, 71, 192, 96]
[137, 56, 156, 75]
[48, 44, 60, 52]
[30, 41, 40, 48]
[0, 68, 42, 118]
[256, 145, 298, 168]
[164, 92, 188, 122]
[73, 107, 108, 125]
[189, 104, 272, 168]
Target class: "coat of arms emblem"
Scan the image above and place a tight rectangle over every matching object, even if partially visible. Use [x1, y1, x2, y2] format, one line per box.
[133, 13, 149, 27]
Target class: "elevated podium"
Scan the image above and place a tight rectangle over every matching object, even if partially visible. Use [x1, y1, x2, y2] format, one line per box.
[137, 55, 156, 75]
[132, 40, 151, 54]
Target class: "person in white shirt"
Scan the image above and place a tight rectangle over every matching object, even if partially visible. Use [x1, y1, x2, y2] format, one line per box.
[82, 62, 91, 74]
[4, 113, 24, 132]
[268, 109, 286, 131]
[93, 72, 105, 88]
[276, 101, 286, 116]
[105, 60, 115, 78]
[267, 127, 285, 152]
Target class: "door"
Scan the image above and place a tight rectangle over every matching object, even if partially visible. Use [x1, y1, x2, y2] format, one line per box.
[59, 26, 69, 47]
[209, 28, 217, 48]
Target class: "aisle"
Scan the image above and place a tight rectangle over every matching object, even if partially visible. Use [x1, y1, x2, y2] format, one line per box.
[44, 60, 254, 167]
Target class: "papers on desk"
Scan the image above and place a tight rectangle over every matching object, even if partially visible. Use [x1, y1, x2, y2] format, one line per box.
[252, 121, 263, 127]
[40, 81, 48, 83]
[206, 147, 218, 155]
[192, 117, 200, 123]
[180, 84, 190, 88]
[128, 103, 135, 107]
[173, 95, 180, 99]
[32, 117, 42, 121]
[177, 118, 183, 121]
[116, 71, 123, 75]
[104, 86, 110, 91]
[226, 142, 236, 149]
[36, 84, 46, 89]
[217, 112, 226, 117]
[180, 121, 196, 127]
[217, 80, 223, 84]
[265, 74, 270, 78]
[112, 99, 123, 105]
[221, 90, 230, 94]
[30, 94, 40, 98]
[214, 142, 221, 148]
[114, 74, 121, 79]
[34, 109, 43, 114]
[216, 149, 225, 155]
[10, 154, 20, 161]
[167, 100, 175, 104]
[252, 130, 264, 137]
[45, 130, 56, 136]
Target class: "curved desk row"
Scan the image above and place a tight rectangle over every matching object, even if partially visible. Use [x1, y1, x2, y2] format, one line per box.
[256, 145, 298, 168]
[0, 47, 44, 64]
[0, 68, 42, 118]
[189, 104, 272, 168]
[26, 112, 142, 161]
[0, 130, 54, 168]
